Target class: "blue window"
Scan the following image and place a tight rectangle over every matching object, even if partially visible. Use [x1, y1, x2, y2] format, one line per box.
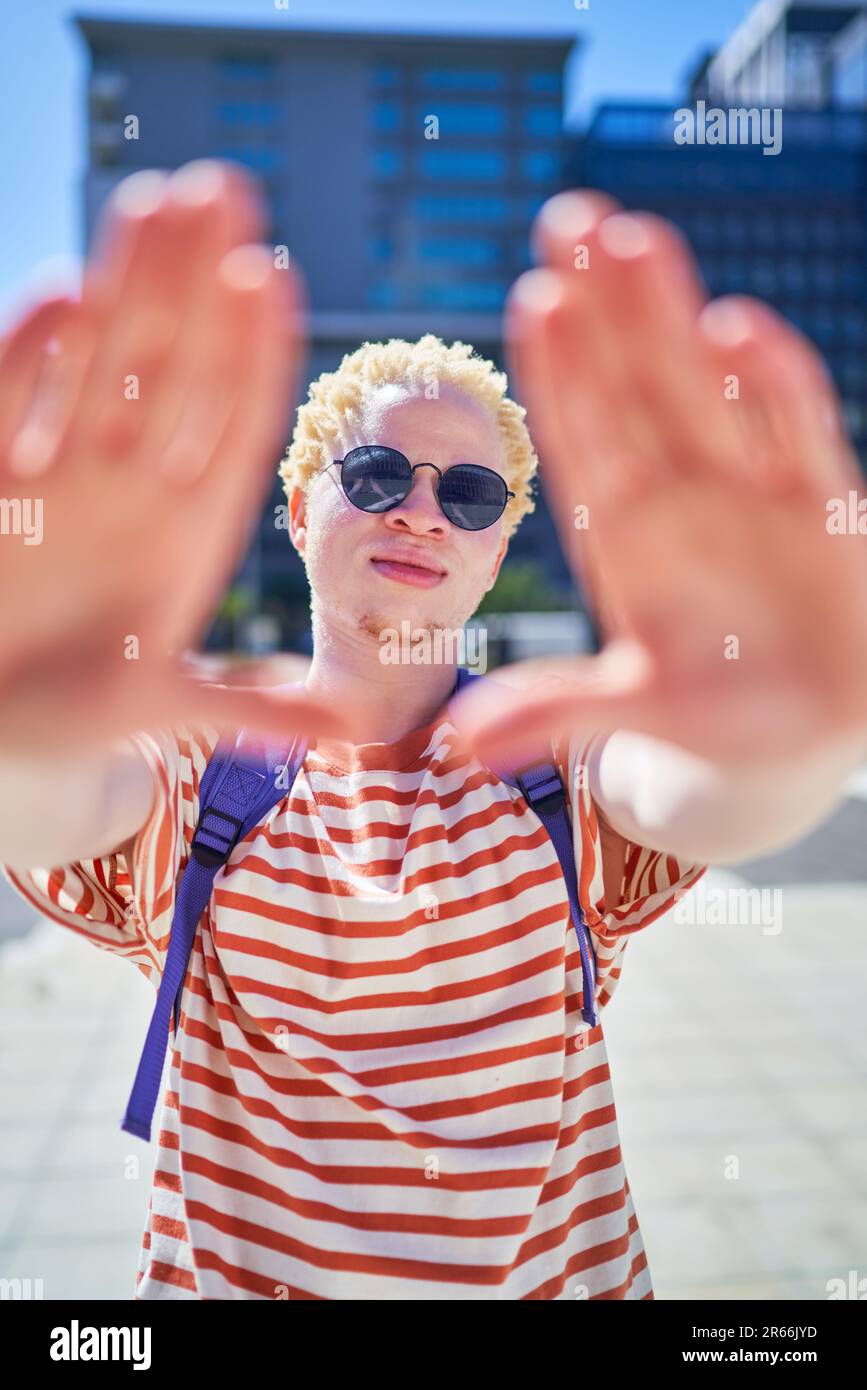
[524, 71, 561, 94]
[782, 258, 806, 294]
[727, 256, 749, 291]
[722, 211, 746, 245]
[813, 213, 836, 247]
[217, 147, 280, 173]
[372, 148, 403, 178]
[833, 42, 867, 107]
[521, 148, 560, 182]
[782, 217, 807, 249]
[689, 213, 716, 247]
[523, 106, 561, 139]
[420, 68, 505, 92]
[697, 256, 719, 291]
[218, 101, 278, 124]
[418, 102, 506, 136]
[373, 100, 401, 133]
[752, 213, 774, 247]
[813, 259, 836, 293]
[220, 56, 273, 81]
[368, 235, 395, 261]
[749, 261, 776, 296]
[416, 193, 509, 221]
[421, 281, 507, 310]
[369, 280, 400, 309]
[514, 241, 534, 274]
[420, 148, 506, 181]
[373, 65, 401, 89]
[813, 309, 835, 345]
[419, 236, 502, 266]
[520, 193, 548, 222]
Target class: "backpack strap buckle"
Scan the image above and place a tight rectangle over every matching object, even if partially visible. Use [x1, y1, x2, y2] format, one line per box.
[191, 807, 245, 867]
[516, 765, 566, 818]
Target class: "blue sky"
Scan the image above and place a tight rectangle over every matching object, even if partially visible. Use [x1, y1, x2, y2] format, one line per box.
[0, 0, 753, 311]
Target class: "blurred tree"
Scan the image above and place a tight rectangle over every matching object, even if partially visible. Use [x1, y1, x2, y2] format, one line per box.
[476, 561, 572, 614]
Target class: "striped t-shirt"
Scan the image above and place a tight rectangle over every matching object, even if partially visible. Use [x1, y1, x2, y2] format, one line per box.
[4, 707, 705, 1300]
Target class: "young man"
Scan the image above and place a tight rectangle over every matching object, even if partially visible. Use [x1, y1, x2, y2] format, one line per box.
[2, 161, 867, 1300]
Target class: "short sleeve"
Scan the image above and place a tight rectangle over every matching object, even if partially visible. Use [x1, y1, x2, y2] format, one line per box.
[2, 724, 220, 991]
[553, 728, 707, 1010]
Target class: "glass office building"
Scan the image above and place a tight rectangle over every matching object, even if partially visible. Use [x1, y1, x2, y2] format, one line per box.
[569, 102, 867, 469]
[706, 0, 867, 109]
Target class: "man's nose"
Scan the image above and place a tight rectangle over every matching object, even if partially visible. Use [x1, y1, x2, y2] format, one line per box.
[383, 464, 447, 533]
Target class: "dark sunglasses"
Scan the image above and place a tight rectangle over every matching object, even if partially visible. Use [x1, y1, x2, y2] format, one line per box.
[330, 445, 515, 532]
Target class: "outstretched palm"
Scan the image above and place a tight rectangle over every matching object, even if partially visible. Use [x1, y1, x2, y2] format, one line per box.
[452, 191, 867, 770]
[0, 161, 352, 754]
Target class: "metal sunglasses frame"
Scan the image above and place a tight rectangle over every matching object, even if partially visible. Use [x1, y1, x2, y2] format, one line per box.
[325, 446, 516, 531]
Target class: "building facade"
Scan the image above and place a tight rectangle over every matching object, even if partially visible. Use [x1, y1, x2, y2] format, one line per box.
[78, 17, 580, 638]
[569, 98, 867, 471]
[706, 0, 867, 108]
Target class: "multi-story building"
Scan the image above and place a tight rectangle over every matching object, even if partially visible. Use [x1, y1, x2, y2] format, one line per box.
[570, 7, 867, 470]
[78, 16, 580, 635]
[706, 0, 867, 108]
[831, 9, 867, 103]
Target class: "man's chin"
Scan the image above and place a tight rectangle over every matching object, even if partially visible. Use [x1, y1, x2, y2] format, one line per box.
[359, 609, 473, 644]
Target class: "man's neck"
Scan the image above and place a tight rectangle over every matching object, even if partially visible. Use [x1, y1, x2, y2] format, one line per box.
[304, 646, 458, 746]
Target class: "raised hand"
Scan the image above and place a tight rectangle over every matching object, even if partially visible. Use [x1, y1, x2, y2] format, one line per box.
[0, 160, 354, 755]
[451, 190, 867, 771]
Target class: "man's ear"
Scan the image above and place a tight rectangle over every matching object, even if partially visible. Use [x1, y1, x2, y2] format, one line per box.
[288, 486, 307, 558]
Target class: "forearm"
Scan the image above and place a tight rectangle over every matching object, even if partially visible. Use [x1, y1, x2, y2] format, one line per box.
[589, 724, 867, 866]
[0, 738, 154, 870]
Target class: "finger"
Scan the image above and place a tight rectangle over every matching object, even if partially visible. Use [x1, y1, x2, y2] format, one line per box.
[532, 199, 756, 492]
[699, 295, 861, 498]
[526, 192, 659, 516]
[143, 244, 297, 485]
[504, 272, 633, 638]
[124, 163, 272, 470]
[5, 299, 101, 479]
[448, 644, 658, 768]
[0, 296, 78, 473]
[155, 250, 303, 651]
[75, 171, 195, 462]
[530, 189, 622, 271]
[585, 212, 753, 484]
[515, 205, 686, 523]
[182, 653, 312, 687]
[75, 163, 267, 467]
[166, 672, 359, 744]
[87, 160, 263, 306]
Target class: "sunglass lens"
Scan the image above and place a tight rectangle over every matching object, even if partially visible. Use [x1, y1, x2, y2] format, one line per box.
[439, 465, 509, 531]
[341, 447, 411, 512]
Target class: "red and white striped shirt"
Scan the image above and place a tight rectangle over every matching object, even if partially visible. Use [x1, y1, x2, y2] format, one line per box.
[5, 709, 705, 1299]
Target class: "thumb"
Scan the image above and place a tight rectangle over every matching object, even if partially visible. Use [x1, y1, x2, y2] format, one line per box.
[448, 641, 657, 768]
[164, 668, 357, 743]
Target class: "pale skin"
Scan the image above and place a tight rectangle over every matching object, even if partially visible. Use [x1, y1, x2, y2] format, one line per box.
[1, 162, 866, 886]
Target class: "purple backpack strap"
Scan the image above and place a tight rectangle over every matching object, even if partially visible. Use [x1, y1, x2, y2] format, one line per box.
[120, 728, 307, 1142]
[122, 667, 597, 1143]
[453, 667, 598, 1028]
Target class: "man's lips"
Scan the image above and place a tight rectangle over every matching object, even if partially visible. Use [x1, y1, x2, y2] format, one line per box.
[369, 553, 447, 589]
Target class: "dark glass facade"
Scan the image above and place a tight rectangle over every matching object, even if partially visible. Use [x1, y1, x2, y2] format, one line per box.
[569, 104, 867, 463]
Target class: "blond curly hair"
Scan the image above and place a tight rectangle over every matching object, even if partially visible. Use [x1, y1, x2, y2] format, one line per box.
[279, 333, 538, 541]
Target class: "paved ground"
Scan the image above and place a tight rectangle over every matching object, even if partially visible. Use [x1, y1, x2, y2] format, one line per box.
[1, 794, 866, 1301]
